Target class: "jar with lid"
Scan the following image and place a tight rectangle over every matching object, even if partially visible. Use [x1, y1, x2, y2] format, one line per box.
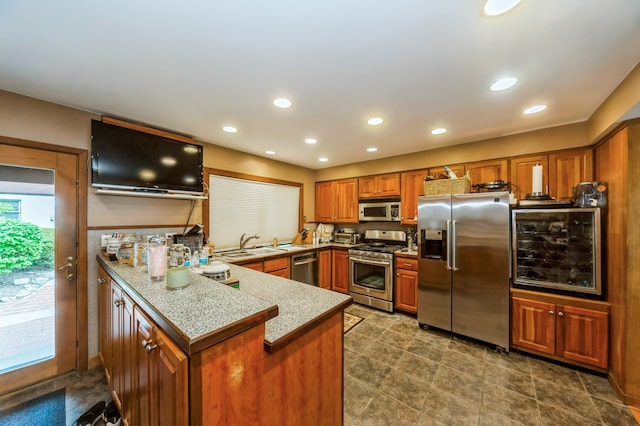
[147, 235, 167, 283]
[167, 244, 191, 290]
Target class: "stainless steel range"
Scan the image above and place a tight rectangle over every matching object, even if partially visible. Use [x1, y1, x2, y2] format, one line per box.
[348, 229, 406, 312]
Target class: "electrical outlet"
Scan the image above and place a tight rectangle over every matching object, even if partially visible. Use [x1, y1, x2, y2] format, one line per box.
[165, 233, 175, 240]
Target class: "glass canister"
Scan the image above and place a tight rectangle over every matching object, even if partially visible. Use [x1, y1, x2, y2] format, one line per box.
[133, 236, 149, 273]
[167, 244, 191, 290]
[147, 235, 167, 283]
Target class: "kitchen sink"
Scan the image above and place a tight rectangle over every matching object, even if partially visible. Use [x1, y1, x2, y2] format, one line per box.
[249, 248, 284, 254]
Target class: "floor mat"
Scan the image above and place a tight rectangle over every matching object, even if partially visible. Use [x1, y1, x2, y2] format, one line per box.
[344, 312, 364, 333]
[0, 387, 65, 425]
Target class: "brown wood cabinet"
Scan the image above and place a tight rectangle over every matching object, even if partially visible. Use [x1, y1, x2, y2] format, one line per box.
[394, 255, 418, 313]
[359, 172, 400, 198]
[331, 248, 350, 294]
[594, 122, 640, 407]
[465, 159, 508, 187]
[318, 249, 332, 289]
[110, 282, 134, 425]
[133, 306, 188, 426]
[511, 290, 609, 370]
[264, 257, 290, 278]
[548, 148, 593, 200]
[400, 169, 427, 225]
[99, 267, 189, 426]
[509, 154, 548, 199]
[315, 178, 358, 223]
[510, 148, 592, 200]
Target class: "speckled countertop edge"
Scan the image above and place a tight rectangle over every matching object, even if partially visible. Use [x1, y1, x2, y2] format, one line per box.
[98, 254, 351, 353]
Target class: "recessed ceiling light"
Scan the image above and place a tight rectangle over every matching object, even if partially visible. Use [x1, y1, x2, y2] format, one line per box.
[431, 128, 447, 135]
[265, 150, 276, 155]
[366, 147, 378, 153]
[490, 77, 518, 91]
[273, 98, 292, 108]
[483, 0, 521, 16]
[368, 117, 384, 126]
[222, 126, 238, 133]
[305, 138, 317, 145]
[318, 157, 329, 162]
[523, 104, 547, 114]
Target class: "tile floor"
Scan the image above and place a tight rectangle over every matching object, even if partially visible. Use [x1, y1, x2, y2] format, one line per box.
[343, 304, 638, 426]
[1, 304, 638, 425]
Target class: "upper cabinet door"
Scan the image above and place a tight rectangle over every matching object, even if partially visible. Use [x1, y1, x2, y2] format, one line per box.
[465, 159, 508, 187]
[509, 155, 549, 199]
[334, 178, 359, 223]
[358, 173, 400, 198]
[400, 170, 428, 225]
[548, 148, 593, 200]
[315, 181, 335, 222]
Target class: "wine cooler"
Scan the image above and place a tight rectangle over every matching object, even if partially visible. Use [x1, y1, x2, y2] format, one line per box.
[512, 208, 602, 296]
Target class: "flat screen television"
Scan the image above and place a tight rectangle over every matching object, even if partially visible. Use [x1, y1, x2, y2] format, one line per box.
[91, 120, 204, 196]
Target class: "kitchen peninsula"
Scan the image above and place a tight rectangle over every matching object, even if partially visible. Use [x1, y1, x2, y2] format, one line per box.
[97, 254, 351, 425]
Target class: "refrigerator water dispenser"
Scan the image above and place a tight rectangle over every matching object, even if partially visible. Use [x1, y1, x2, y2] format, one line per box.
[421, 229, 447, 260]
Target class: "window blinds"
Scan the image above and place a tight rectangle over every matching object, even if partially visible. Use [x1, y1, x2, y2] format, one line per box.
[209, 175, 300, 249]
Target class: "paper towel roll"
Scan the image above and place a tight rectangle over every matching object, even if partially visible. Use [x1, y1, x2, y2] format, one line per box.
[532, 164, 543, 193]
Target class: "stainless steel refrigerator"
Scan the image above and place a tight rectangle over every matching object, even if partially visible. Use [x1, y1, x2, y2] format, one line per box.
[417, 192, 510, 350]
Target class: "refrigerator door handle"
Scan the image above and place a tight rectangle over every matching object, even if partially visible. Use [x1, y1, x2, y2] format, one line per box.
[451, 219, 458, 271]
[446, 220, 452, 270]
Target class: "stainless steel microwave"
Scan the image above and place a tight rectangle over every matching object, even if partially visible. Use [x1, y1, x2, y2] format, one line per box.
[359, 201, 401, 222]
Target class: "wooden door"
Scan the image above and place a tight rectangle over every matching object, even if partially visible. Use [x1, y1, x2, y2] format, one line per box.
[511, 297, 555, 355]
[358, 176, 378, 198]
[509, 155, 548, 199]
[111, 284, 134, 425]
[134, 305, 188, 426]
[318, 249, 332, 289]
[98, 266, 113, 385]
[334, 178, 358, 223]
[331, 249, 350, 294]
[377, 173, 401, 197]
[400, 170, 427, 225]
[466, 159, 508, 188]
[556, 305, 608, 369]
[548, 148, 594, 200]
[315, 181, 335, 222]
[155, 326, 189, 426]
[0, 143, 81, 394]
[395, 268, 418, 313]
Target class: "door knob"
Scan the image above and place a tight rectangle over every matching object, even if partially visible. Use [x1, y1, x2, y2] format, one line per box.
[58, 256, 74, 280]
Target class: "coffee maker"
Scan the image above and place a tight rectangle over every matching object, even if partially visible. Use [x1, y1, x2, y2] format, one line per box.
[572, 181, 607, 208]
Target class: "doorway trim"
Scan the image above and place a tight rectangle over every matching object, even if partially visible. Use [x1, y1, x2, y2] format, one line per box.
[0, 134, 88, 372]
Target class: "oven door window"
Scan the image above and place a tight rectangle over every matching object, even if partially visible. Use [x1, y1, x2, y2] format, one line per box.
[353, 261, 386, 290]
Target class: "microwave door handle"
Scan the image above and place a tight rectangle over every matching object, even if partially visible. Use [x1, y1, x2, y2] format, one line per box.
[446, 220, 452, 271]
[451, 220, 458, 271]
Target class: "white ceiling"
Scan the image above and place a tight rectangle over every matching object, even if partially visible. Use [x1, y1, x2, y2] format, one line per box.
[1, 1, 639, 170]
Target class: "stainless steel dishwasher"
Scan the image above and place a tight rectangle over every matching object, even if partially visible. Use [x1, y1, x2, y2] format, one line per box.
[291, 252, 318, 286]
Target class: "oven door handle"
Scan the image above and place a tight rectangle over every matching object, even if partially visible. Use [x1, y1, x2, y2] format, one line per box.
[350, 257, 391, 267]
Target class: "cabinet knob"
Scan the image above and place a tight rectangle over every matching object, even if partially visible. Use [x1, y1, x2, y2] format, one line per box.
[98, 278, 105, 285]
[558, 311, 564, 317]
[548, 310, 554, 315]
[114, 299, 123, 307]
[142, 339, 158, 353]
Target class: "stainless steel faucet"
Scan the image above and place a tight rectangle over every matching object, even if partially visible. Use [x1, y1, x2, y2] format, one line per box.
[239, 233, 260, 250]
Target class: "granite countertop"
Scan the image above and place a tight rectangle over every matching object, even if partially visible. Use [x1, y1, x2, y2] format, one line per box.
[97, 255, 351, 355]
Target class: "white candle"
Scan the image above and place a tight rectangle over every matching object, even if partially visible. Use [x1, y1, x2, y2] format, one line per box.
[532, 164, 543, 193]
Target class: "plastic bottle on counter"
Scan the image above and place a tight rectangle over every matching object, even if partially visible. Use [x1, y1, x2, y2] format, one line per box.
[312, 231, 318, 246]
[273, 235, 278, 247]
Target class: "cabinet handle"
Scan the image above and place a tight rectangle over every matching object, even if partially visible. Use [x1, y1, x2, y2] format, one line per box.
[558, 311, 564, 317]
[142, 339, 158, 353]
[114, 299, 123, 307]
[98, 278, 105, 285]
[548, 310, 554, 315]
